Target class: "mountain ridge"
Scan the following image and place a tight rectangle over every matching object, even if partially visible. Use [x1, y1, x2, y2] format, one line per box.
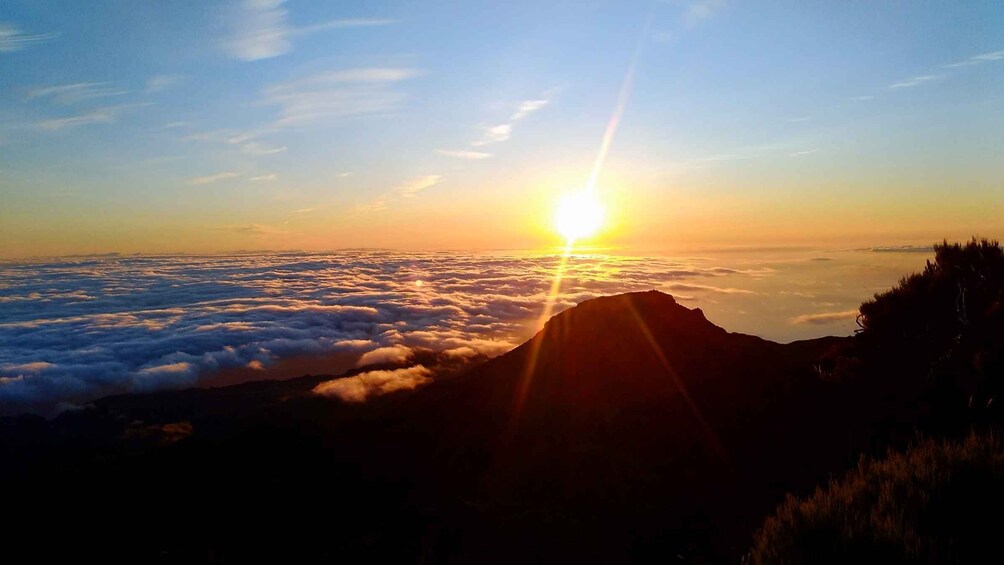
[1, 290, 852, 563]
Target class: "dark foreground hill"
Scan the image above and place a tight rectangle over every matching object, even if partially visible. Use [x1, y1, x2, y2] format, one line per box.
[2, 290, 856, 563]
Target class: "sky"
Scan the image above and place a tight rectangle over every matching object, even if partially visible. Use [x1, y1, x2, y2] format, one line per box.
[1, 0, 1003, 258]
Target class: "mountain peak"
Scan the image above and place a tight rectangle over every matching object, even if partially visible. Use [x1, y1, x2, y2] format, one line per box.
[538, 289, 726, 347]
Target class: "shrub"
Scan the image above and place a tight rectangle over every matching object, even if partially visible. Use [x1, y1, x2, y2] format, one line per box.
[748, 433, 1004, 564]
[858, 238, 1004, 365]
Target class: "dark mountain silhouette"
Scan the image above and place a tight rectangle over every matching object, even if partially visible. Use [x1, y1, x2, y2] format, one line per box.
[2, 290, 858, 563]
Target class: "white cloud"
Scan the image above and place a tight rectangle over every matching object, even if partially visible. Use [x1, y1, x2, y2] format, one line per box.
[469, 96, 550, 147]
[472, 124, 512, 146]
[38, 110, 116, 131]
[295, 18, 398, 35]
[0, 22, 56, 53]
[943, 49, 1004, 68]
[311, 68, 419, 83]
[437, 149, 493, 160]
[225, 0, 293, 61]
[789, 149, 819, 157]
[397, 175, 441, 198]
[683, 0, 725, 27]
[250, 173, 278, 182]
[360, 175, 442, 212]
[36, 103, 150, 131]
[889, 74, 941, 89]
[241, 141, 287, 155]
[27, 82, 129, 105]
[510, 99, 549, 121]
[356, 344, 413, 367]
[313, 365, 432, 402]
[224, 0, 396, 61]
[973, 50, 1004, 62]
[265, 68, 420, 126]
[189, 171, 241, 185]
[146, 74, 186, 93]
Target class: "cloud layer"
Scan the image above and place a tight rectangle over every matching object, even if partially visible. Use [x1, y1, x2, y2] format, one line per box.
[0, 251, 761, 415]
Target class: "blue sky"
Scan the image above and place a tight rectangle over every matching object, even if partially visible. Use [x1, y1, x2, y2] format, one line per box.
[1, 0, 1002, 257]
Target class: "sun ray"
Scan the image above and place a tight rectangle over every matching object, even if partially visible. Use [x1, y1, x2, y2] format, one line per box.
[509, 242, 574, 432]
[622, 298, 729, 462]
[511, 8, 655, 436]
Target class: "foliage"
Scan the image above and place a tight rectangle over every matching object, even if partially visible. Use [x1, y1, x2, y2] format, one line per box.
[858, 238, 1004, 360]
[820, 238, 1004, 429]
[749, 433, 1004, 564]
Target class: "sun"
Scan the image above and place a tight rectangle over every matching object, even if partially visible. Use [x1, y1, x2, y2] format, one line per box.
[554, 190, 605, 243]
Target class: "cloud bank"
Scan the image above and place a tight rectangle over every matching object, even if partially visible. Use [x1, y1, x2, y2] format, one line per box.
[0, 251, 757, 415]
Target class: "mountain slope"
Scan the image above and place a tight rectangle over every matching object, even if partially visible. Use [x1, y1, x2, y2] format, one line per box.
[2, 291, 849, 563]
[380, 291, 848, 561]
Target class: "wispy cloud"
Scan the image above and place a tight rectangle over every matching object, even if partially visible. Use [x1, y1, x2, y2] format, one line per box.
[146, 75, 186, 93]
[472, 124, 512, 146]
[37, 104, 148, 131]
[183, 128, 263, 145]
[224, 0, 395, 61]
[241, 141, 287, 155]
[295, 18, 398, 35]
[360, 175, 442, 212]
[790, 309, 859, 325]
[683, 0, 725, 27]
[850, 95, 874, 101]
[264, 68, 420, 126]
[225, 223, 285, 235]
[942, 50, 1004, 69]
[889, 74, 941, 89]
[510, 99, 549, 121]
[225, 0, 294, 61]
[789, 149, 819, 157]
[436, 149, 492, 160]
[38, 110, 115, 131]
[250, 173, 278, 182]
[470, 95, 551, 147]
[398, 175, 441, 198]
[27, 82, 129, 105]
[0, 22, 57, 53]
[189, 171, 241, 185]
[664, 282, 753, 295]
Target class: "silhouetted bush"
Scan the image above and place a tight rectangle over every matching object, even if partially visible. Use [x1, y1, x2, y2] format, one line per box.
[821, 238, 1004, 431]
[858, 238, 1004, 362]
[749, 433, 1004, 564]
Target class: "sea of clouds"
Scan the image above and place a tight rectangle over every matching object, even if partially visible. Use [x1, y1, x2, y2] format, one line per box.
[0, 249, 921, 415]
